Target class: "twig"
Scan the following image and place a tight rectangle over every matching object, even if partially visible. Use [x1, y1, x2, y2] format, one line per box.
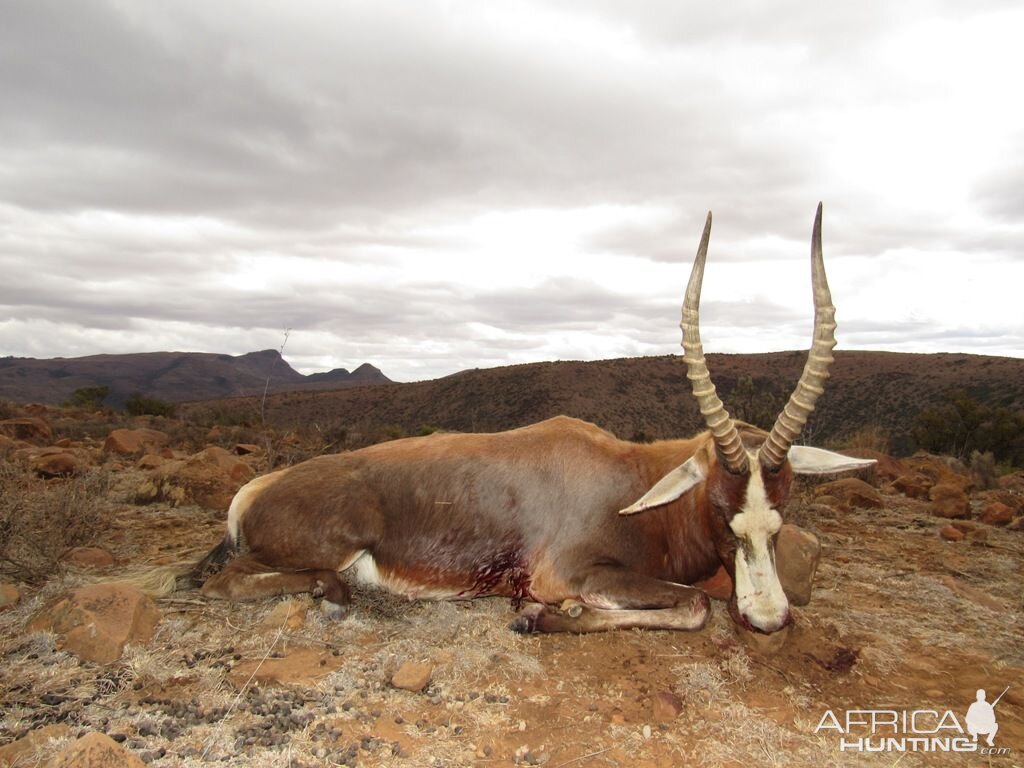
[554, 746, 614, 767]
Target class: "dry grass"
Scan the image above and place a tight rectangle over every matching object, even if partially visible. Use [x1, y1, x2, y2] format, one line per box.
[0, 465, 113, 583]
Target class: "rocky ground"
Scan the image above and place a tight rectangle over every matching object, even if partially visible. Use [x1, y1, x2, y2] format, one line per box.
[1, 408, 1022, 767]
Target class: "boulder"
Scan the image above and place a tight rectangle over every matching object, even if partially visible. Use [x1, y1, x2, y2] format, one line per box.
[49, 732, 146, 768]
[904, 455, 974, 493]
[979, 502, 1014, 526]
[890, 473, 933, 500]
[929, 484, 970, 519]
[391, 661, 433, 692]
[844, 450, 904, 484]
[813, 478, 883, 509]
[103, 428, 170, 456]
[0, 417, 52, 442]
[28, 584, 160, 664]
[775, 524, 821, 606]
[135, 446, 254, 511]
[0, 724, 72, 767]
[30, 449, 82, 478]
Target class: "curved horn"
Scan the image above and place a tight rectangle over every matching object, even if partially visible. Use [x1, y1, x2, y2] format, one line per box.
[681, 212, 748, 474]
[759, 202, 837, 470]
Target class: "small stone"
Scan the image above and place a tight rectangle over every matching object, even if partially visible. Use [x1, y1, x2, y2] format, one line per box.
[651, 690, 683, 722]
[939, 525, 964, 542]
[391, 661, 433, 692]
[642, 724, 652, 739]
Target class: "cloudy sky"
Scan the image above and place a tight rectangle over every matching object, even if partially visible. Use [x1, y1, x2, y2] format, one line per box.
[2, 1, 1022, 381]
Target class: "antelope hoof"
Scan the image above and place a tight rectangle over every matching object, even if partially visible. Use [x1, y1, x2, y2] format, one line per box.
[320, 599, 350, 621]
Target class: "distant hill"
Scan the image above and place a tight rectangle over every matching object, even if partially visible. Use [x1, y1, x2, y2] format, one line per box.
[179, 351, 1023, 455]
[0, 350, 391, 406]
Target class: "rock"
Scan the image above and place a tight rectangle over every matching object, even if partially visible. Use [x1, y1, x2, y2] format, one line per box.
[890, 474, 932, 499]
[260, 599, 309, 631]
[694, 566, 732, 601]
[0, 417, 52, 442]
[813, 478, 883, 509]
[62, 546, 116, 569]
[136, 453, 167, 470]
[979, 502, 1014, 526]
[0, 724, 72, 767]
[1009, 516, 1024, 531]
[192, 446, 254, 483]
[391, 661, 433, 692]
[229, 647, 343, 686]
[939, 525, 964, 542]
[49, 732, 146, 768]
[136, 446, 254, 511]
[651, 690, 683, 722]
[31, 449, 82, 478]
[103, 428, 170, 456]
[28, 584, 161, 664]
[905, 454, 974, 493]
[929, 484, 970, 519]
[235, 443, 262, 455]
[775, 524, 820, 606]
[0, 582, 20, 611]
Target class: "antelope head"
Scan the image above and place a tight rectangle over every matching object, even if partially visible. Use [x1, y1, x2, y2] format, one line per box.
[623, 204, 873, 633]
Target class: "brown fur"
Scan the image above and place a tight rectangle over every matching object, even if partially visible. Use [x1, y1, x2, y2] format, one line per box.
[197, 416, 783, 633]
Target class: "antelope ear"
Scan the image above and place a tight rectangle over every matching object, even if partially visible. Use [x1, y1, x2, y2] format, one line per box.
[787, 445, 877, 475]
[619, 456, 705, 515]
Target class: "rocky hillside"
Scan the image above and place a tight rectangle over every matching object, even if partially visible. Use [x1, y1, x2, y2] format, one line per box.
[0, 351, 390, 406]
[183, 351, 1024, 456]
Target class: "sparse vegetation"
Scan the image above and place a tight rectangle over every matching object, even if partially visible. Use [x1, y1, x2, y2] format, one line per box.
[912, 390, 1024, 467]
[0, 464, 112, 583]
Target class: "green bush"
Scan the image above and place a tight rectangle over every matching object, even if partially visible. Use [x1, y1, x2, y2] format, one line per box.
[913, 391, 1024, 467]
[64, 386, 110, 409]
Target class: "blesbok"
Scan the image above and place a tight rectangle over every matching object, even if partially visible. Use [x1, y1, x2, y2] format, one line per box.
[192, 204, 872, 634]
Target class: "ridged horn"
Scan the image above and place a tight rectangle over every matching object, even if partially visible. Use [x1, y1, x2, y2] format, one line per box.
[759, 202, 837, 470]
[680, 212, 748, 474]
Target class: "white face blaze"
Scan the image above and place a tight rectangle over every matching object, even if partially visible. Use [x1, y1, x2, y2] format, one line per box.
[728, 459, 789, 633]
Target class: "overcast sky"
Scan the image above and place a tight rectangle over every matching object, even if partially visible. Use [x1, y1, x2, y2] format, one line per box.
[2, 1, 1022, 381]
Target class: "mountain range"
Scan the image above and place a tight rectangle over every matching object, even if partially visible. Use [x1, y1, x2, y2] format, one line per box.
[0, 350, 390, 406]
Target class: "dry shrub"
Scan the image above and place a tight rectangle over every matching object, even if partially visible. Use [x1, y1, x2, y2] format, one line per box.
[970, 449, 998, 490]
[0, 463, 112, 583]
[831, 424, 890, 454]
[0, 400, 18, 420]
